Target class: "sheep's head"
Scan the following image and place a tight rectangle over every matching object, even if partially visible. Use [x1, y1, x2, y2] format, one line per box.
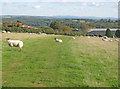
[54, 38, 56, 40]
[6, 38, 10, 40]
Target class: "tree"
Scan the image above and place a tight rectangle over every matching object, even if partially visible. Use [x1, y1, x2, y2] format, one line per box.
[60, 25, 71, 33]
[17, 20, 21, 23]
[115, 30, 120, 38]
[3, 22, 8, 27]
[42, 26, 54, 34]
[50, 21, 61, 30]
[18, 22, 22, 27]
[105, 28, 112, 37]
[9, 21, 13, 24]
[79, 24, 89, 34]
[108, 19, 111, 22]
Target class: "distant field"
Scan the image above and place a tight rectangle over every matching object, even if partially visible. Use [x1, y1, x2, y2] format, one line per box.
[2, 33, 118, 87]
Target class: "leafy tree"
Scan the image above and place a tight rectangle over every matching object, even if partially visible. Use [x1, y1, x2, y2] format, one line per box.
[18, 23, 22, 27]
[105, 28, 112, 37]
[79, 24, 89, 34]
[115, 30, 120, 38]
[59, 25, 72, 35]
[108, 19, 111, 22]
[60, 25, 71, 32]
[42, 26, 54, 34]
[3, 22, 8, 27]
[50, 21, 61, 30]
[17, 20, 21, 23]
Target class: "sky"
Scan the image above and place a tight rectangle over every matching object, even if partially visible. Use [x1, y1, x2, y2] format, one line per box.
[0, 0, 119, 18]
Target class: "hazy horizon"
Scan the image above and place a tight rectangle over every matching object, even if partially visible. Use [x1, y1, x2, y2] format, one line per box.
[2, 15, 118, 19]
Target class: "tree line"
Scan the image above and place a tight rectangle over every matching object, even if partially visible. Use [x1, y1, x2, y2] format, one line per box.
[2, 20, 89, 36]
[105, 28, 120, 38]
[2, 20, 120, 37]
[2, 16, 118, 29]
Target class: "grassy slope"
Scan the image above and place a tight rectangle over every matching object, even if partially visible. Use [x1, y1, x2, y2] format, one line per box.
[2, 33, 118, 87]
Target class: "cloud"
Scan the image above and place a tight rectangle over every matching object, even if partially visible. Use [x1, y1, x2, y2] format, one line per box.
[3, 2, 13, 5]
[37, 0, 90, 2]
[104, 0, 119, 2]
[5, 2, 12, 4]
[1, 0, 119, 3]
[37, 0, 119, 2]
[112, 2, 118, 8]
[1, 0, 38, 2]
[81, 2, 87, 6]
[91, 2, 104, 7]
[62, 0, 67, 3]
[33, 5, 41, 9]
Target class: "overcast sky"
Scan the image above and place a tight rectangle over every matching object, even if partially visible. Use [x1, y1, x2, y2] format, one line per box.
[0, 0, 119, 18]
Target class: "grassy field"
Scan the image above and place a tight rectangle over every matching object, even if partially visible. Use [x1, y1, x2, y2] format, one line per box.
[2, 33, 118, 87]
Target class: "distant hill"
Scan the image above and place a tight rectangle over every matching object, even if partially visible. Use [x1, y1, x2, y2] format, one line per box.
[1, 15, 118, 28]
[46, 16, 118, 20]
[2, 15, 118, 20]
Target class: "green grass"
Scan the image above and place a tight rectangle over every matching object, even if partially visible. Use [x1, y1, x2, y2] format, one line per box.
[2, 34, 118, 87]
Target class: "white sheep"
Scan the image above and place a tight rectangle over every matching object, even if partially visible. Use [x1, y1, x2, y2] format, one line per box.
[94, 36, 97, 38]
[102, 38, 108, 41]
[2, 31, 6, 33]
[7, 31, 11, 33]
[103, 36, 109, 40]
[88, 36, 90, 38]
[41, 33, 47, 35]
[6, 38, 23, 52]
[54, 38, 62, 43]
[102, 36, 110, 41]
[38, 32, 41, 34]
[72, 37, 75, 39]
[115, 39, 119, 42]
[109, 40, 113, 42]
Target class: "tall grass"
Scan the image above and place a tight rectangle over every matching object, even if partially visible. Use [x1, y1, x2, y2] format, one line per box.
[2, 33, 118, 87]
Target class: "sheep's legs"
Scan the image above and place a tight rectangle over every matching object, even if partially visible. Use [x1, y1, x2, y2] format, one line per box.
[11, 47, 13, 51]
[20, 48, 22, 52]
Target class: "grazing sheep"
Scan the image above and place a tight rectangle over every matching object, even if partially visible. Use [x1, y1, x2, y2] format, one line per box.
[7, 31, 11, 33]
[94, 36, 97, 38]
[102, 36, 110, 41]
[115, 39, 119, 41]
[102, 38, 108, 41]
[6, 38, 23, 52]
[103, 36, 108, 39]
[88, 36, 90, 38]
[38, 32, 41, 34]
[54, 38, 62, 43]
[2, 31, 6, 33]
[109, 40, 113, 42]
[72, 37, 75, 39]
[41, 33, 47, 35]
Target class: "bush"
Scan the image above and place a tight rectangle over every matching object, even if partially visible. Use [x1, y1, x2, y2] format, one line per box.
[115, 30, 120, 38]
[50, 21, 61, 30]
[105, 28, 112, 37]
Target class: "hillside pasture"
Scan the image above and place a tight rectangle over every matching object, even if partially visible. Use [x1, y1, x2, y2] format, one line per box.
[2, 33, 118, 87]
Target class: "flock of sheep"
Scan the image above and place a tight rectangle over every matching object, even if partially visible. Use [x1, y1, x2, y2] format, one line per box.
[5, 32, 119, 52]
[6, 36, 76, 52]
[2, 31, 11, 33]
[102, 36, 119, 42]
